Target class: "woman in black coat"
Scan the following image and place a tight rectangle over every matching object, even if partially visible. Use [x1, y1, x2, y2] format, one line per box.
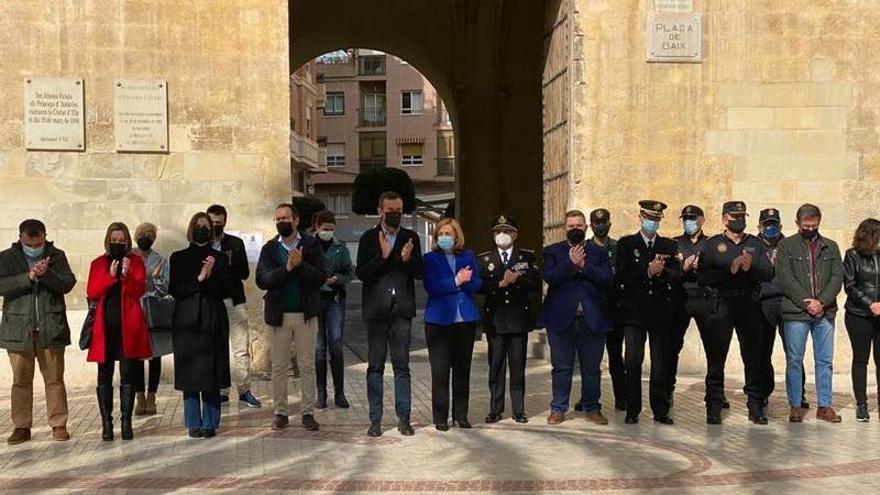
[170, 212, 230, 438]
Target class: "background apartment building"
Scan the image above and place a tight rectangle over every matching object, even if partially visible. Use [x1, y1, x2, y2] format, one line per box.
[289, 60, 325, 197]
[310, 49, 456, 253]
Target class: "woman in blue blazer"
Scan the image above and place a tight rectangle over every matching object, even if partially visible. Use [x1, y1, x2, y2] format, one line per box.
[423, 218, 482, 430]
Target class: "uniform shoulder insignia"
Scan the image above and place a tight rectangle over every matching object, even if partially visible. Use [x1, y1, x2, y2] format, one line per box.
[478, 251, 492, 258]
[519, 249, 535, 254]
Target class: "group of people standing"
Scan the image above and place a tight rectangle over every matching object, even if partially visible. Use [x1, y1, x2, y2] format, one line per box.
[3, 191, 880, 444]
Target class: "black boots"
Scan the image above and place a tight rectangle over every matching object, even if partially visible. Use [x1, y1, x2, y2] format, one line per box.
[120, 385, 135, 440]
[317, 357, 349, 409]
[316, 358, 328, 409]
[97, 386, 114, 441]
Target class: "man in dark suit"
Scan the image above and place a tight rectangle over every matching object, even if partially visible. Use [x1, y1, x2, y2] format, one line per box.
[541, 210, 613, 426]
[356, 191, 424, 438]
[478, 215, 541, 424]
[207, 204, 261, 408]
[616, 200, 680, 425]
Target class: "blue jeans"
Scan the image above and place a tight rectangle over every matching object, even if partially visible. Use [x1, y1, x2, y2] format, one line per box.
[183, 391, 221, 430]
[366, 316, 412, 422]
[548, 316, 606, 413]
[316, 298, 346, 391]
[784, 317, 835, 408]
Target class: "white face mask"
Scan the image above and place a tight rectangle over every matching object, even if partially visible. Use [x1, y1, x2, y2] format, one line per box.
[494, 232, 513, 248]
[317, 230, 334, 242]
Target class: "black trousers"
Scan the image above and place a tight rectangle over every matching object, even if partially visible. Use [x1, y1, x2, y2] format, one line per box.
[845, 313, 880, 405]
[668, 302, 709, 398]
[486, 331, 527, 416]
[605, 325, 626, 405]
[133, 357, 162, 393]
[704, 298, 766, 408]
[623, 324, 670, 417]
[97, 359, 138, 387]
[425, 322, 476, 424]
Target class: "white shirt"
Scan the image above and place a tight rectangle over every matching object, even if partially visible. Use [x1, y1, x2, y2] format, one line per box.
[497, 247, 513, 265]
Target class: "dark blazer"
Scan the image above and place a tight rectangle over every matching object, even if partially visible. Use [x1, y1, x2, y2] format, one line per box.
[615, 233, 681, 326]
[356, 225, 424, 320]
[255, 234, 327, 326]
[478, 247, 541, 334]
[540, 240, 613, 335]
[423, 249, 482, 326]
[169, 243, 231, 392]
[217, 233, 249, 305]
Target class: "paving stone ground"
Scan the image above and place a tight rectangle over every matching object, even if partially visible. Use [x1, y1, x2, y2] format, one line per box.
[1, 316, 878, 494]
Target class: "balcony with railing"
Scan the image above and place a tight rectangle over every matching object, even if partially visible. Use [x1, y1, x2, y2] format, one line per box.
[358, 107, 387, 127]
[290, 131, 324, 172]
[359, 160, 386, 173]
[437, 157, 455, 177]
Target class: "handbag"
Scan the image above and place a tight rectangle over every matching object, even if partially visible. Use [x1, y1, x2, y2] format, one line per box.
[79, 299, 98, 350]
[172, 292, 202, 332]
[144, 295, 175, 333]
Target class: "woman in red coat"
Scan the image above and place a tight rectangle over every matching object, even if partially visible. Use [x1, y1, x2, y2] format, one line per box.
[86, 222, 152, 441]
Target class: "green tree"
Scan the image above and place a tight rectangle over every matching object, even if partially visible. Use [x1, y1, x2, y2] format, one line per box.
[351, 167, 416, 214]
[292, 196, 326, 227]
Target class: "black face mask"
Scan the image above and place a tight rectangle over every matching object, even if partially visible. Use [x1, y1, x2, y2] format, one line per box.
[384, 211, 402, 229]
[276, 221, 295, 238]
[213, 225, 224, 238]
[108, 243, 127, 260]
[566, 228, 586, 245]
[592, 224, 610, 238]
[727, 218, 746, 234]
[193, 226, 211, 244]
[801, 228, 819, 241]
[136, 237, 154, 251]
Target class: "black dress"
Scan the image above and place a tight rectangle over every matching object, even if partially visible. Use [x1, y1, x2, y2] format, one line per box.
[169, 244, 231, 392]
[103, 282, 123, 362]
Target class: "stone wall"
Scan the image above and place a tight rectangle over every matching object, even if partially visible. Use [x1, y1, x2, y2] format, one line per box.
[570, 0, 880, 374]
[0, 0, 291, 385]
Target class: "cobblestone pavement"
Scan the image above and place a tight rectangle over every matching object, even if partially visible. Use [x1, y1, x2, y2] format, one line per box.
[1, 333, 879, 494]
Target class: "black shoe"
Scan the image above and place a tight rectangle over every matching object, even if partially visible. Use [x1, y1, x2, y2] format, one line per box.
[485, 413, 503, 423]
[573, 400, 584, 412]
[513, 414, 529, 424]
[220, 394, 230, 404]
[615, 401, 627, 411]
[653, 415, 674, 425]
[188, 428, 203, 439]
[748, 405, 768, 425]
[202, 428, 216, 438]
[802, 401, 810, 409]
[334, 392, 350, 409]
[435, 423, 450, 431]
[302, 414, 320, 431]
[119, 385, 135, 441]
[316, 389, 328, 409]
[857, 402, 870, 422]
[721, 398, 731, 409]
[398, 420, 414, 436]
[271, 414, 289, 431]
[96, 386, 114, 442]
[367, 421, 382, 437]
[238, 390, 262, 408]
[707, 406, 722, 425]
[624, 415, 639, 424]
[454, 420, 472, 429]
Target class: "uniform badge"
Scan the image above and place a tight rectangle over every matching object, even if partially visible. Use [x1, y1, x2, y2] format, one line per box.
[488, 263, 495, 271]
[717, 243, 728, 254]
[634, 249, 640, 258]
[484, 256, 490, 262]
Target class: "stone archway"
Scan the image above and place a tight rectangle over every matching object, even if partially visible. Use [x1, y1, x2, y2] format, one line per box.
[289, 0, 545, 251]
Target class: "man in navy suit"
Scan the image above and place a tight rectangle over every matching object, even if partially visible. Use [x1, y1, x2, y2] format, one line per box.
[541, 210, 614, 425]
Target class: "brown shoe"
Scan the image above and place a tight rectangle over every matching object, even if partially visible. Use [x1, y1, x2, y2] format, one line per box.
[817, 407, 842, 423]
[144, 392, 157, 415]
[135, 392, 147, 416]
[547, 411, 565, 425]
[52, 426, 70, 441]
[789, 407, 805, 423]
[585, 411, 609, 425]
[6, 428, 31, 445]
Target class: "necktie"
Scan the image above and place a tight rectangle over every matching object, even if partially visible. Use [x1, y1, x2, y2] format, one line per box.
[647, 240, 654, 258]
[502, 251, 509, 267]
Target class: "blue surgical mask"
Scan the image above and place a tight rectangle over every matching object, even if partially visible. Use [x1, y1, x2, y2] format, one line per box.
[641, 218, 659, 236]
[22, 245, 44, 259]
[683, 219, 700, 236]
[763, 224, 780, 240]
[437, 235, 455, 252]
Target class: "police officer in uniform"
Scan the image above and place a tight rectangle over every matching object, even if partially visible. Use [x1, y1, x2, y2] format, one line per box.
[698, 201, 774, 425]
[668, 205, 730, 409]
[756, 208, 807, 408]
[616, 201, 679, 424]
[478, 215, 541, 424]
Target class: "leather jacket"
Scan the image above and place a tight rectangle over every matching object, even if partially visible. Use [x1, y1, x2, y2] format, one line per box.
[844, 248, 880, 318]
